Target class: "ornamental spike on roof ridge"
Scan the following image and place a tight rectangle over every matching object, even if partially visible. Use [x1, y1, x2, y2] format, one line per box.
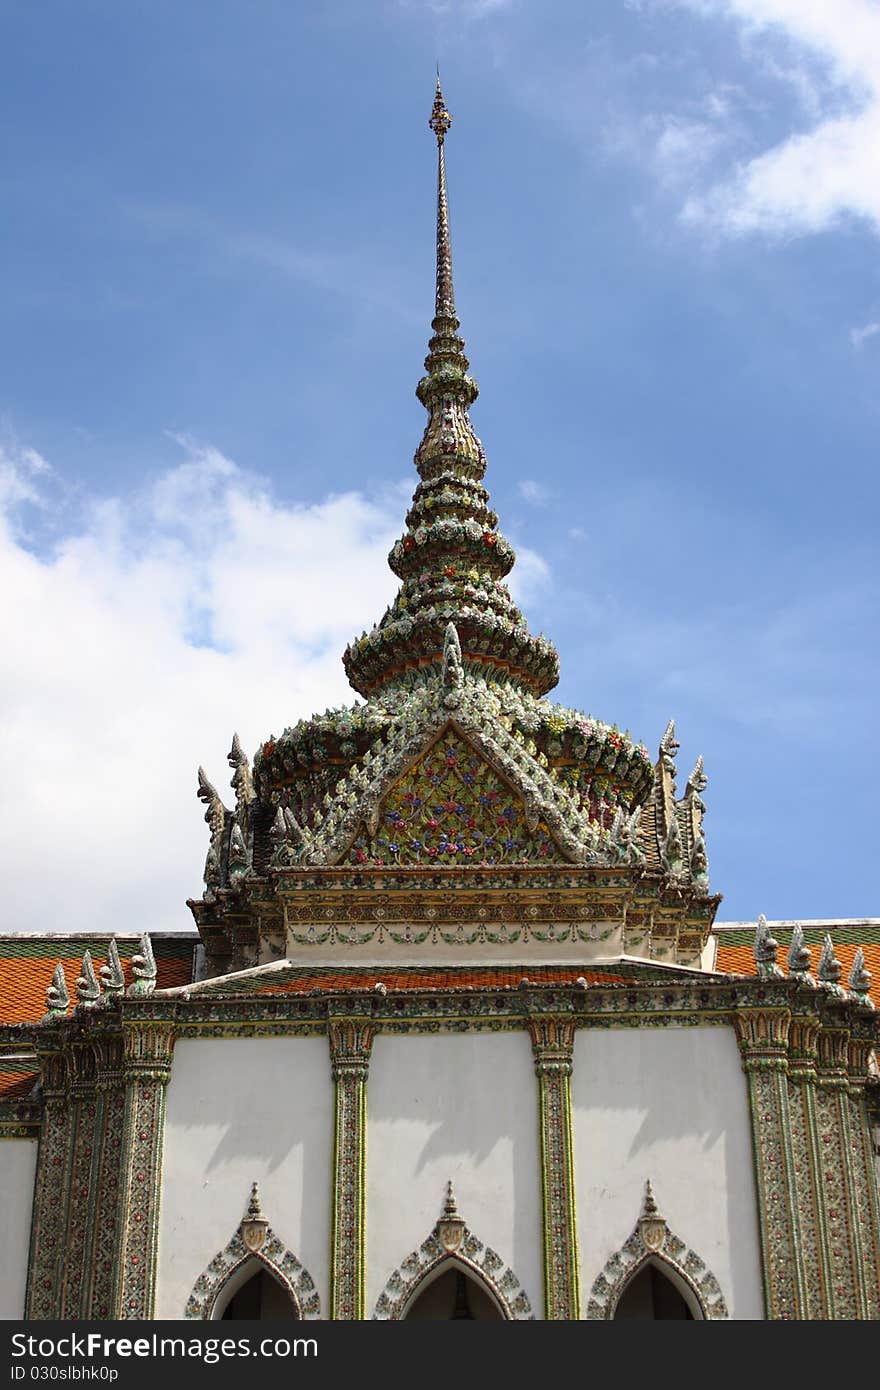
[342, 77, 560, 700]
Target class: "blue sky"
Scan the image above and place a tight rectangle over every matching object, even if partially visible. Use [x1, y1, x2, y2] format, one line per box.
[2, 0, 879, 933]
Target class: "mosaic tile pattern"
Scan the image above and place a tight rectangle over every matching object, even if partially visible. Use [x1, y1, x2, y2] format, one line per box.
[349, 732, 561, 867]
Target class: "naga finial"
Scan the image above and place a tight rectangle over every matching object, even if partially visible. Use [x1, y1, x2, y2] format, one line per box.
[657, 719, 680, 810]
[128, 932, 157, 998]
[197, 764, 220, 812]
[660, 719, 679, 764]
[99, 937, 125, 997]
[228, 821, 250, 881]
[817, 934, 844, 995]
[43, 962, 70, 1021]
[76, 951, 102, 1007]
[685, 754, 707, 797]
[754, 914, 784, 979]
[847, 947, 873, 1007]
[787, 923, 813, 982]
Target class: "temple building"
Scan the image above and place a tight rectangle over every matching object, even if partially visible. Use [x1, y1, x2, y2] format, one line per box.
[1, 82, 878, 1323]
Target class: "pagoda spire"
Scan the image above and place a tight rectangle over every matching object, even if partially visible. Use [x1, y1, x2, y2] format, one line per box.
[342, 79, 559, 700]
[417, 74, 477, 414]
[430, 74, 456, 323]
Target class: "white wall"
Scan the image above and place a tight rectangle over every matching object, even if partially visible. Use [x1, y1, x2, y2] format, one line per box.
[156, 1037, 333, 1319]
[155, 1024, 763, 1321]
[0, 1139, 37, 1318]
[572, 1025, 763, 1319]
[367, 1031, 543, 1317]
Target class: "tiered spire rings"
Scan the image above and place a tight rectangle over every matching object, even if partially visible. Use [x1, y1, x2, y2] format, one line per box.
[343, 79, 559, 698]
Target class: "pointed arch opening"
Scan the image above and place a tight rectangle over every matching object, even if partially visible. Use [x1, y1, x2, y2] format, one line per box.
[213, 1257, 301, 1321]
[586, 1182, 728, 1321]
[185, 1184, 321, 1321]
[373, 1182, 534, 1320]
[402, 1257, 506, 1321]
[612, 1257, 701, 1320]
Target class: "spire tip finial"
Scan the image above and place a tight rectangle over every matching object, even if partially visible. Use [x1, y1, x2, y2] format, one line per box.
[429, 74, 452, 144]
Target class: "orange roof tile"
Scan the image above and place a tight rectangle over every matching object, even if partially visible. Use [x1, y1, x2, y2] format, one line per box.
[259, 967, 626, 995]
[0, 937, 193, 1027]
[0, 1068, 39, 1101]
[715, 938, 880, 990]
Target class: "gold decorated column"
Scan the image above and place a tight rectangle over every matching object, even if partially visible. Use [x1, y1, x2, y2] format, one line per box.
[846, 1023, 880, 1317]
[59, 1040, 100, 1319]
[86, 1035, 126, 1317]
[25, 1047, 71, 1319]
[527, 1016, 580, 1320]
[813, 1019, 866, 1318]
[112, 1020, 175, 1319]
[785, 1011, 831, 1317]
[328, 1015, 376, 1320]
[734, 1006, 806, 1319]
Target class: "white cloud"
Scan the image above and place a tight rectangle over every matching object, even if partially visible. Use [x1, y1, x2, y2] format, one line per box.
[517, 478, 550, 505]
[673, 1, 880, 237]
[1, 439, 553, 936]
[0, 440, 402, 935]
[507, 543, 550, 605]
[850, 320, 880, 348]
[0, 444, 51, 511]
[654, 117, 726, 187]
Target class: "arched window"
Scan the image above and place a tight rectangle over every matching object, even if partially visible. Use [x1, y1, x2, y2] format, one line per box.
[373, 1183, 534, 1320]
[404, 1262, 505, 1321]
[585, 1182, 728, 1321]
[613, 1260, 699, 1320]
[185, 1184, 321, 1321]
[216, 1260, 301, 1321]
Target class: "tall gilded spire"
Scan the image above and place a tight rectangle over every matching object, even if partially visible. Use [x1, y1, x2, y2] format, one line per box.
[342, 80, 559, 700]
[430, 75, 455, 321]
[417, 76, 476, 413]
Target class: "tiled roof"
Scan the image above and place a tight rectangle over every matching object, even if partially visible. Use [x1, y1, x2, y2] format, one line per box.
[259, 967, 626, 995]
[0, 1059, 40, 1100]
[714, 921, 880, 992]
[2, 921, 876, 1102]
[0, 934, 195, 1028]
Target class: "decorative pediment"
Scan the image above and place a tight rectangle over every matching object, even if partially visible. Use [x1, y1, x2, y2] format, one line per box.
[351, 726, 565, 867]
[295, 704, 605, 868]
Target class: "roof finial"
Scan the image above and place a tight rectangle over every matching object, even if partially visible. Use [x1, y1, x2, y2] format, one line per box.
[341, 74, 560, 699]
[429, 75, 455, 322]
[429, 71, 452, 145]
